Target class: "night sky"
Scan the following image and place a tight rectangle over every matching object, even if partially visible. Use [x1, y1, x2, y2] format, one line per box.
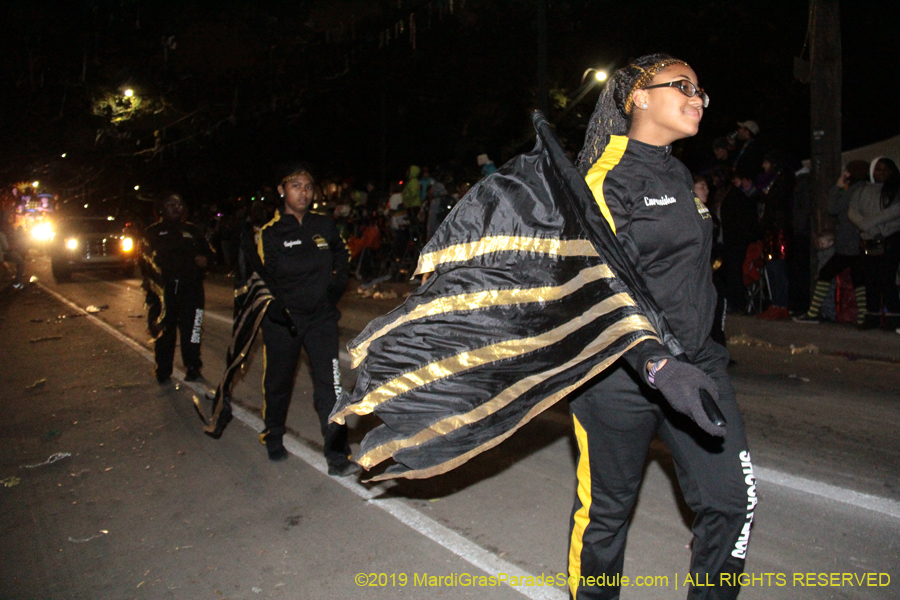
[0, 0, 896, 207]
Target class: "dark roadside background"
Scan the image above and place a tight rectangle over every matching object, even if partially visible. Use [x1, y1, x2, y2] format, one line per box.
[1, 267, 897, 599]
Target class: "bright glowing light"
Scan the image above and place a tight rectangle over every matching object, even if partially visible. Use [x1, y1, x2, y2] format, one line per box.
[66, 238, 78, 250]
[124, 89, 134, 97]
[594, 70, 608, 82]
[61, 153, 67, 158]
[84, 204, 89, 208]
[31, 222, 55, 242]
[122, 237, 134, 252]
[32, 181, 39, 188]
[134, 185, 140, 191]
[107, 216, 115, 220]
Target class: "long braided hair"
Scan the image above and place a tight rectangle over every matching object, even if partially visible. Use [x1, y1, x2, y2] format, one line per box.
[575, 53, 689, 176]
[875, 158, 900, 208]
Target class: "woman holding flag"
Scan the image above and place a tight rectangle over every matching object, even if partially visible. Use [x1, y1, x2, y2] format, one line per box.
[569, 54, 754, 599]
[329, 52, 751, 600]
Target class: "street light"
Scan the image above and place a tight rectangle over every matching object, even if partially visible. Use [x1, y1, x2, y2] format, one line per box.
[584, 68, 608, 84]
[124, 89, 134, 98]
[32, 181, 39, 188]
[559, 67, 609, 122]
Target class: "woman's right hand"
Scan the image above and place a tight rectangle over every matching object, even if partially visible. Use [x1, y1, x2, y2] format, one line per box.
[837, 171, 850, 189]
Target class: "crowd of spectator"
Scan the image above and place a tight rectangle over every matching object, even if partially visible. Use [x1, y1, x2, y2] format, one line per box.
[5, 135, 899, 336]
[189, 162, 474, 286]
[694, 119, 900, 332]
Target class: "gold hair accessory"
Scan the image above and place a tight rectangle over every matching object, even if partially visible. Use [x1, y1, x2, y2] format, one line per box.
[624, 59, 689, 114]
[281, 171, 312, 185]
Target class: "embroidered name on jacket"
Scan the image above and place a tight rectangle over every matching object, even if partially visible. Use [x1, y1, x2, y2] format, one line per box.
[284, 239, 302, 247]
[644, 195, 677, 206]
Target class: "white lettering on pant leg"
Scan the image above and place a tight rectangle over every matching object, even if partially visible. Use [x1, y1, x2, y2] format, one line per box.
[191, 309, 204, 344]
[732, 450, 756, 559]
[332, 358, 343, 397]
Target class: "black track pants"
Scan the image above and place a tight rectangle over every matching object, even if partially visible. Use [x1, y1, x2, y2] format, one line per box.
[148, 280, 205, 379]
[260, 306, 349, 463]
[567, 342, 754, 600]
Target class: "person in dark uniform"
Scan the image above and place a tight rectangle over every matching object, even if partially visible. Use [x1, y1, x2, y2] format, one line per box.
[571, 54, 754, 599]
[253, 163, 358, 476]
[140, 192, 216, 384]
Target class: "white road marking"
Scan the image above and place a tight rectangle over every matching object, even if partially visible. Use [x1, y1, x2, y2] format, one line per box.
[754, 467, 900, 520]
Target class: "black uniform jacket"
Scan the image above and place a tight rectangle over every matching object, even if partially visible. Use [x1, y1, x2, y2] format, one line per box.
[140, 220, 215, 285]
[257, 210, 349, 315]
[586, 135, 716, 364]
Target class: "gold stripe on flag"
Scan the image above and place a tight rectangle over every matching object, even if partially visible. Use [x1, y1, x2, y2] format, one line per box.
[415, 236, 599, 275]
[334, 293, 643, 424]
[350, 263, 616, 368]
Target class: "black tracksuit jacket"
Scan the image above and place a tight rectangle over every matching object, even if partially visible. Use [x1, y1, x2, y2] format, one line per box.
[586, 134, 717, 370]
[140, 220, 214, 285]
[257, 210, 349, 315]
[574, 136, 752, 600]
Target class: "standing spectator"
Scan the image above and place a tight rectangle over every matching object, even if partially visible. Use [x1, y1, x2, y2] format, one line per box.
[418, 166, 436, 203]
[849, 157, 900, 329]
[387, 180, 411, 266]
[788, 160, 812, 313]
[720, 169, 762, 312]
[1, 211, 26, 289]
[477, 153, 497, 177]
[252, 163, 357, 475]
[695, 175, 727, 346]
[402, 165, 422, 211]
[731, 120, 763, 179]
[706, 137, 733, 192]
[217, 205, 244, 273]
[795, 160, 868, 323]
[756, 151, 795, 320]
[140, 193, 216, 384]
[387, 181, 404, 215]
[425, 176, 454, 242]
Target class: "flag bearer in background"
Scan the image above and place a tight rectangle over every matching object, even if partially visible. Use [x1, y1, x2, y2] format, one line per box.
[254, 163, 357, 476]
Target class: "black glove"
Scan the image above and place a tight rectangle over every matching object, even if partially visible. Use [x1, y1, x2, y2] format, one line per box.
[267, 297, 297, 337]
[651, 360, 727, 437]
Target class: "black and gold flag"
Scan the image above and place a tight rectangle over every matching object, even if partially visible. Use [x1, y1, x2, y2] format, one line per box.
[194, 233, 275, 438]
[331, 112, 682, 481]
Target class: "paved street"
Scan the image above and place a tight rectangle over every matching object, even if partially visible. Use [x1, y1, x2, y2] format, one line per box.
[1, 259, 899, 599]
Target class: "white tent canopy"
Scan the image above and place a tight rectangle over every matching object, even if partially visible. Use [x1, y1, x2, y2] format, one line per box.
[841, 133, 900, 170]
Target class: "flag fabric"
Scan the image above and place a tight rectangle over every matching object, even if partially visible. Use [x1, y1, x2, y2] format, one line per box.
[194, 235, 273, 438]
[331, 112, 680, 481]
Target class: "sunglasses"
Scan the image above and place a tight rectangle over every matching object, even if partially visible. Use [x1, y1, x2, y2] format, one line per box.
[642, 79, 710, 108]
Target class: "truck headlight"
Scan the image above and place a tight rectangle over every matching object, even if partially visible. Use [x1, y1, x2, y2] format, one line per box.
[31, 222, 55, 242]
